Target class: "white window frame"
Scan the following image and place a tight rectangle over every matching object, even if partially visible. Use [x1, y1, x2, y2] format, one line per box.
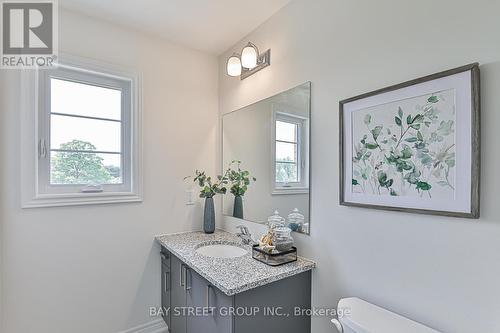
[21, 54, 142, 208]
[271, 106, 309, 195]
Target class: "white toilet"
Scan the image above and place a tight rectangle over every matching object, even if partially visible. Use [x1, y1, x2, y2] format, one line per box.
[331, 298, 442, 333]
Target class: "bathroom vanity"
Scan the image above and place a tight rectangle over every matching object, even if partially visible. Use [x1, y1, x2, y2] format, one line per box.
[156, 231, 315, 333]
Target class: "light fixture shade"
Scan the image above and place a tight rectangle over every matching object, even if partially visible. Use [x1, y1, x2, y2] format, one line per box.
[226, 55, 242, 77]
[241, 43, 258, 69]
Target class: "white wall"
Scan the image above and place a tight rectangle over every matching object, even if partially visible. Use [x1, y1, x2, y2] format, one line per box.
[0, 9, 218, 333]
[218, 1, 500, 332]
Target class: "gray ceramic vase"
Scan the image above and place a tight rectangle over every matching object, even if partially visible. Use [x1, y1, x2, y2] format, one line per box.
[233, 195, 243, 219]
[203, 197, 215, 234]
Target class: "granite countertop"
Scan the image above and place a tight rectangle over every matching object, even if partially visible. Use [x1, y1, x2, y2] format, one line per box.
[155, 230, 316, 296]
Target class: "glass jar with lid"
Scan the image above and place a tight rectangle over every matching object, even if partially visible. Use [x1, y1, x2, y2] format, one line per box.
[287, 208, 305, 232]
[272, 226, 294, 252]
[267, 210, 285, 229]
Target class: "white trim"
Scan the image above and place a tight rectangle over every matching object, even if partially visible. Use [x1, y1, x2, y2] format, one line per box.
[117, 319, 168, 333]
[21, 53, 143, 208]
[272, 187, 309, 195]
[22, 192, 143, 208]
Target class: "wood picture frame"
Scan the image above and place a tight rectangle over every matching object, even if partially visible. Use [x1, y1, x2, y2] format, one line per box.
[339, 63, 480, 218]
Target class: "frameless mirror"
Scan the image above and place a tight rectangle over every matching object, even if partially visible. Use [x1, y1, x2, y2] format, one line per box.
[222, 82, 311, 234]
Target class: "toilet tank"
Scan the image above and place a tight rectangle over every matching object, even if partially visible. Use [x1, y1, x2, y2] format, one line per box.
[336, 298, 441, 333]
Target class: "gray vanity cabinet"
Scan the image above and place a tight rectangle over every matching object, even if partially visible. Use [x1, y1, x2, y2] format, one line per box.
[162, 249, 312, 333]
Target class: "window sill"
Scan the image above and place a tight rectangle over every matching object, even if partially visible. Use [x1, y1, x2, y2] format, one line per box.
[22, 191, 143, 208]
[272, 187, 309, 195]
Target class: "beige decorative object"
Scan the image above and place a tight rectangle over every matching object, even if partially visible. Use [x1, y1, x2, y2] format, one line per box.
[258, 230, 276, 253]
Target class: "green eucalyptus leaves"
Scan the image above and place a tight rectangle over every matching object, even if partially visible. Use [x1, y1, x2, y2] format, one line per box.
[186, 160, 256, 199]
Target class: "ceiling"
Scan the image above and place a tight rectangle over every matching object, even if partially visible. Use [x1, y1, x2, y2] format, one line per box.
[60, 0, 290, 55]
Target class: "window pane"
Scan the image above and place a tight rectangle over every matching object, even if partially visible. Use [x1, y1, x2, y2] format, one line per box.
[276, 120, 297, 142]
[276, 162, 298, 183]
[51, 78, 122, 120]
[50, 152, 122, 185]
[276, 141, 297, 163]
[51, 114, 121, 152]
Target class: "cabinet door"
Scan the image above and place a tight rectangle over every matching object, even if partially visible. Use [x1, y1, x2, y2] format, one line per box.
[186, 268, 233, 333]
[170, 255, 187, 333]
[161, 261, 171, 329]
[234, 271, 312, 333]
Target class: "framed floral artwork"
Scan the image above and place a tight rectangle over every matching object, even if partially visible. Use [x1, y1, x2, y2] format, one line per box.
[340, 63, 480, 218]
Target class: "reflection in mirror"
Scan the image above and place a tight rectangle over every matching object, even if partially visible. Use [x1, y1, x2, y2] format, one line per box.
[222, 82, 311, 234]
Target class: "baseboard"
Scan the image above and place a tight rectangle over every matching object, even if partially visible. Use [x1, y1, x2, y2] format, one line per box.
[118, 318, 168, 333]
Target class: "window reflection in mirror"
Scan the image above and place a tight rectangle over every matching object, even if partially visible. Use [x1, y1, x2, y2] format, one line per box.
[222, 82, 311, 234]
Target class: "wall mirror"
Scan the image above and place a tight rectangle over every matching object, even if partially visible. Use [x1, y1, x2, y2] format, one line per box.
[222, 82, 311, 234]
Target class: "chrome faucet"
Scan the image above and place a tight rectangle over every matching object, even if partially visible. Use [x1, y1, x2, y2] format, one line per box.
[236, 225, 254, 245]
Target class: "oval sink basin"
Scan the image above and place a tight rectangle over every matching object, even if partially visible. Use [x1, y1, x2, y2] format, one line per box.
[196, 244, 247, 258]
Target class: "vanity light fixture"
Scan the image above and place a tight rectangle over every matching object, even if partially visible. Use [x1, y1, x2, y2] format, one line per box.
[241, 42, 258, 69]
[225, 42, 271, 80]
[226, 53, 242, 77]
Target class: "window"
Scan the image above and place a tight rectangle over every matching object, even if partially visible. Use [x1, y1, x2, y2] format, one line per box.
[48, 78, 123, 186]
[272, 111, 309, 193]
[275, 120, 299, 183]
[21, 57, 142, 207]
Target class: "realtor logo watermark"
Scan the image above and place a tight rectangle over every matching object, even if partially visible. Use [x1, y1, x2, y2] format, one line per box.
[1, 0, 58, 68]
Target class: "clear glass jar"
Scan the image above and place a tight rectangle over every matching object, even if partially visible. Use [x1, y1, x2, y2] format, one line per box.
[273, 226, 292, 239]
[287, 208, 305, 232]
[272, 226, 294, 252]
[267, 210, 285, 229]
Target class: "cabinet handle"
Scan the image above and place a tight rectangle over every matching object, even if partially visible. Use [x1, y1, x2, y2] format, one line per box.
[179, 263, 185, 287]
[39, 138, 47, 158]
[164, 272, 170, 292]
[183, 266, 188, 290]
[185, 268, 192, 291]
[206, 285, 213, 314]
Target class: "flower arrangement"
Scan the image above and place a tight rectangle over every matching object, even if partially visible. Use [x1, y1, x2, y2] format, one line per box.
[188, 170, 229, 198]
[186, 161, 256, 229]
